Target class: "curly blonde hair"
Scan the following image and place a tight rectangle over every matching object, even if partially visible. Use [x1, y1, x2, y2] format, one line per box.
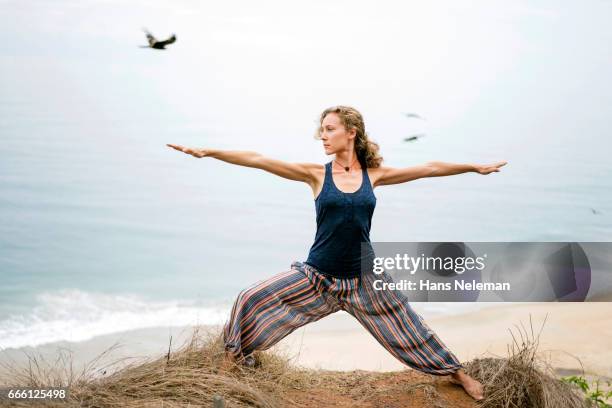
[314, 105, 383, 169]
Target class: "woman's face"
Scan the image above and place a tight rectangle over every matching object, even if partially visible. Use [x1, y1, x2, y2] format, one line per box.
[319, 113, 356, 155]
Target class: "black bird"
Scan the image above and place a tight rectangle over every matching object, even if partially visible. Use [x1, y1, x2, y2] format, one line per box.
[402, 113, 427, 142]
[403, 133, 427, 142]
[141, 28, 177, 50]
[590, 208, 602, 215]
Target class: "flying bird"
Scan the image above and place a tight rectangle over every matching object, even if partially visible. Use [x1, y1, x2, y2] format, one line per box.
[403, 133, 427, 142]
[590, 208, 603, 215]
[140, 28, 177, 50]
[402, 112, 427, 142]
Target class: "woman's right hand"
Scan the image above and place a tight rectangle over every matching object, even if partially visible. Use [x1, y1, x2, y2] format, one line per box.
[165, 145, 320, 190]
[166, 144, 207, 158]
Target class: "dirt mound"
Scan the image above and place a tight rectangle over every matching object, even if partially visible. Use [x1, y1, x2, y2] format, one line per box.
[0, 317, 588, 408]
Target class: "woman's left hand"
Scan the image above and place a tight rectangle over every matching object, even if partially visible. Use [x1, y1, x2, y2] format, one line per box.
[475, 161, 507, 175]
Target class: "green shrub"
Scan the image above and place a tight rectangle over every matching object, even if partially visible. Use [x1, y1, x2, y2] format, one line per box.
[562, 375, 612, 408]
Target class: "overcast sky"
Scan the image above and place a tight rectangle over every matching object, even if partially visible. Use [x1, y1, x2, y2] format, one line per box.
[1, 0, 611, 165]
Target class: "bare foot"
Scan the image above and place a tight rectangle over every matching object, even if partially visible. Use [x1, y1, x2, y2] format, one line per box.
[242, 354, 257, 368]
[449, 369, 484, 401]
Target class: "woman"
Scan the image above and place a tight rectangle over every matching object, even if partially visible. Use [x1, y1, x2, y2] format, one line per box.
[167, 105, 506, 401]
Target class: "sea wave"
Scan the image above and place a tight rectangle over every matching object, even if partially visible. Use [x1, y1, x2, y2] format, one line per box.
[0, 289, 230, 350]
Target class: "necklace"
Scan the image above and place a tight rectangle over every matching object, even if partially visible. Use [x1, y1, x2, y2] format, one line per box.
[333, 157, 357, 172]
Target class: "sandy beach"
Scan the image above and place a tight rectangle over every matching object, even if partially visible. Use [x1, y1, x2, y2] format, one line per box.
[274, 302, 612, 378]
[1, 302, 610, 382]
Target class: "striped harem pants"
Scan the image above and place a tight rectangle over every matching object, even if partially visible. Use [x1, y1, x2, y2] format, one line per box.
[223, 261, 463, 375]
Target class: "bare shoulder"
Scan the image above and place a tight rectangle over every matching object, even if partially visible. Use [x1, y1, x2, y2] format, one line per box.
[299, 163, 325, 198]
[304, 163, 325, 184]
[367, 166, 388, 187]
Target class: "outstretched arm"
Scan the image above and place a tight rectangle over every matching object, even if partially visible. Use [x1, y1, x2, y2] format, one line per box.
[166, 144, 319, 184]
[373, 160, 507, 187]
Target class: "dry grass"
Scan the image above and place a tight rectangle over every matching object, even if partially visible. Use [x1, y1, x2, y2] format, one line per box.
[0, 327, 315, 408]
[0, 329, 436, 408]
[464, 314, 587, 408]
[0, 316, 592, 408]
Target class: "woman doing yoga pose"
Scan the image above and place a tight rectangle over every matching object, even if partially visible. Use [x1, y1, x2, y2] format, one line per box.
[167, 105, 507, 400]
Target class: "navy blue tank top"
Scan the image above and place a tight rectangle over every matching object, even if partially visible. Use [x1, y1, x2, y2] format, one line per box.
[305, 161, 377, 278]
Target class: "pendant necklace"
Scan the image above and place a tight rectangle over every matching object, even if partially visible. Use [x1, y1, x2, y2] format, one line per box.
[333, 157, 357, 172]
